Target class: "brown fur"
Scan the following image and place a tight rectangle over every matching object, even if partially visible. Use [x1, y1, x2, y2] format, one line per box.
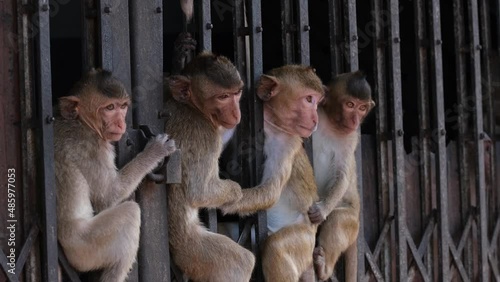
[55, 69, 176, 282]
[165, 52, 254, 282]
[220, 65, 324, 281]
[310, 71, 373, 281]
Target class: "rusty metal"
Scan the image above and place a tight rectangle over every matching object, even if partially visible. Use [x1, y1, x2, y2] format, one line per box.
[467, 0, 489, 281]
[33, 0, 59, 280]
[453, 0, 474, 277]
[387, 1, 408, 281]
[413, 0, 434, 279]
[428, 1, 450, 281]
[369, 0, 392, 280]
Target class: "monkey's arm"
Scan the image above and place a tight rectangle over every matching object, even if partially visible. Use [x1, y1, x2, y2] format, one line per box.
[220, 156, 294, 216]
[308, 154, 355, 224]
[187, 178, 243, 209]
[110, 135, 176, 205]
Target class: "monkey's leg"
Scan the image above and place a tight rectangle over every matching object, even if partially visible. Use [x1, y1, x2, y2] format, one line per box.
[262, 224, 316, 282]
[315, 208, 359, 281]
[62, 201, 141, 282]
[173, 231, 255, 282]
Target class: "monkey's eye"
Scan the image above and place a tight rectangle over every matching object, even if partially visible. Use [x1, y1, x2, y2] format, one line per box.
[346, 101, 355, 108]
[120, 103, 129, 109]
[105, 104, 115, 111]
[359, 105, 368, 111]
[217, 94, 230, 100]
[306, 96, 313, 103]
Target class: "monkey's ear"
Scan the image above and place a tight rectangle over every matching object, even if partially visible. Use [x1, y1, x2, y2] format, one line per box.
[257, 75, 279, 101]
[319, 85, 329, 106]
[168, 75, 191, 103]
[59, 96, 80, 120]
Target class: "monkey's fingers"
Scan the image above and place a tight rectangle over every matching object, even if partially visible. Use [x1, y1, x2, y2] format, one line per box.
[308, 204, 325, 224]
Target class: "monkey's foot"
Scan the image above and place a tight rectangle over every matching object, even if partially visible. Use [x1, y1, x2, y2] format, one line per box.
[313, 246, 329, 281]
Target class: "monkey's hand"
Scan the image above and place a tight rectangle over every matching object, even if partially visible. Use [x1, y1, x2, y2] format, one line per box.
[172, 32, 197, 74]
[144, 134, 177, 159]
[308, 202, 326, 224]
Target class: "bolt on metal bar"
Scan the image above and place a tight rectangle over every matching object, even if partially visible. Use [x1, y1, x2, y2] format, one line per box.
[387, 0, 408, 280]
[199, 0, 212, 51]
[467, 0, 489, 280]
[428, 1, 450, 281]
[34, 0, 58, 281]
[296, 0, 310, 66]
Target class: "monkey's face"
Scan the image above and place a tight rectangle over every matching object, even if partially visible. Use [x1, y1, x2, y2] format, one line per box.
[98, 98, 129, 141]
[197, 83, 243, 129]
[267, 86, 322, 138]
[332, 96, 371, 135]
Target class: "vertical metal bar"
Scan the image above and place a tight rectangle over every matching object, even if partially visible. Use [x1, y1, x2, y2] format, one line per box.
[82, 0, 98, 70]
[370, 0, 391, 279]
[467, 0, 488, 280]
[328, 0, 343, 76]
[248, 1, 265, 280]
[453, 0, 474, 276]
[478, 0, 496, 217]
[199, 0, 212, 51]
[342, 0, 359, 280]
[413, 0, 434, 278]
[343, 0, 357, 71]
[281, 0, 293, 63]
[388, 0, 407, 280]
[428, 1, 450, 281]
[129, 1, 170, 281]
[196, 0, 217, 234]
[296, 0, 310, 66]
[34, 0, 58, 281]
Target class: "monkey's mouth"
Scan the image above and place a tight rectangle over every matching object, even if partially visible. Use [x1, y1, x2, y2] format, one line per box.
[220, 120, 239, 129]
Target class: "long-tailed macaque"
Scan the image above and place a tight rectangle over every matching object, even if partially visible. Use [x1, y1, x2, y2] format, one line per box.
[220, 65, 324, 282]
[308, 71, 375, 281]
[55, 69, 176, 282]
[165, 51, 255, 282]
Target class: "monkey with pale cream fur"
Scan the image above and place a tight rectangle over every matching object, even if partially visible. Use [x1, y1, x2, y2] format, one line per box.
[221, 65, 324, 282]
[309, 71, 374, 281]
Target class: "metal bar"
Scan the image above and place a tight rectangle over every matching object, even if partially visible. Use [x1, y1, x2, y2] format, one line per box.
[453, 0, 473, 276]
[296, 0, 310, 65]
[344, 0, 357, 71]
[81, 0, 97, 70]
[467, 0, 489, 280]
[370, 0, 391, 279]
[248, 0, 265, 280]
[33, 0, 58, 280]
[281, 0, 293, 63]
[387, 0, 407, 280]
[428, 3, 450, 281]
[199, 0, 212, 51]
[328, 0, 343, 76]
[196, 0, 217, 233]
[413, 0, 434, 277]
[478, 0, 496, 221]
[58, 245, 82, 282]
[129, 1, 171, 281]
[341, 0, 359, 280]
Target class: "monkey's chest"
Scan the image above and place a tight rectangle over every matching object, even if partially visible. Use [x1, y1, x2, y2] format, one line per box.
[314, 149, 345, 199]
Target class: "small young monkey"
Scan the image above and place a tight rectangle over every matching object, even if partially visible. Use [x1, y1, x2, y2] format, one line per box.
[55, 69, 176, 282]
[309, 71, 375, 281]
